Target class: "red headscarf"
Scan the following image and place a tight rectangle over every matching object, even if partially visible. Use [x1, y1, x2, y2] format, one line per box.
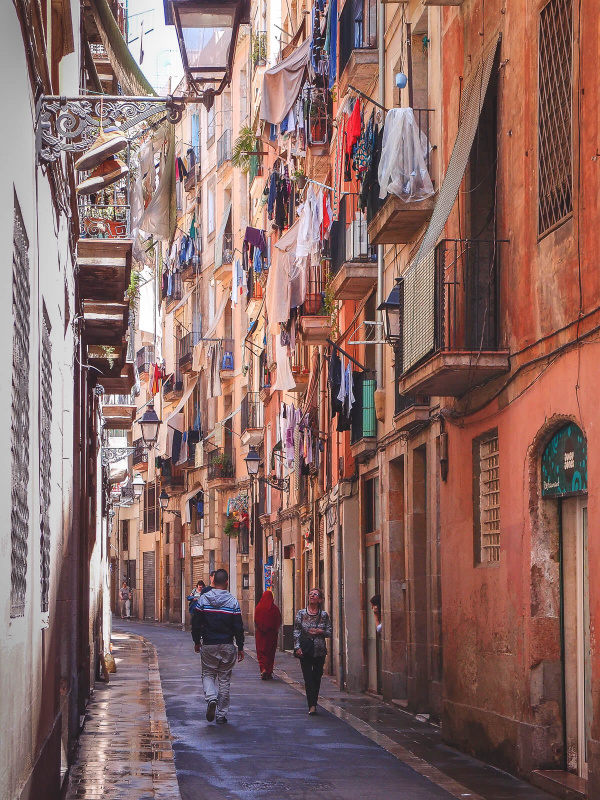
[254, 591, 282, 632]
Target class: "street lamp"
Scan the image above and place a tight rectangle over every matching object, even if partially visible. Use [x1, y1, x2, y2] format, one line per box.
[163, 0, 250, 106]
[244, 446, 260, 477]
[159, 489, 170, 511]
[132, 473, 146, 499]
[139, 404, 161, 447]
[377, 281, 402, 349]
[244, 446, 290, 491]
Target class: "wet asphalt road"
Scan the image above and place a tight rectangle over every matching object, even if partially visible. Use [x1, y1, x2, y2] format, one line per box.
[116, 620, 453, 800]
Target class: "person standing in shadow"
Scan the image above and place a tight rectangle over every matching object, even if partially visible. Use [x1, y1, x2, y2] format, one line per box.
[254, 590, 282, 680]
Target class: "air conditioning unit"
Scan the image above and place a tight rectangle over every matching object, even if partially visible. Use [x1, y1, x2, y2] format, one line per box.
[345, 213, 369, 260]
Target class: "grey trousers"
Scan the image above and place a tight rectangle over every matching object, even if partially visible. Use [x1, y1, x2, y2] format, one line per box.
[201, 644, 238, 720]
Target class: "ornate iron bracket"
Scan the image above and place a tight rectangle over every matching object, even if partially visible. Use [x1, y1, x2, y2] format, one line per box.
[259, 475, 290, 492]
[102, 446, 138, 466]
[36, 94, 187, 164]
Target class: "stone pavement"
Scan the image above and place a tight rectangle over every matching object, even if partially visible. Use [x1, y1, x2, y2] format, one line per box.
[64, 631, 181, 800]
[115, 619, 556, 800]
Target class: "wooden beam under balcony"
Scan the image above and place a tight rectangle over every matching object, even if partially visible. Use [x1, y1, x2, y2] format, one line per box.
[305, 143, 330, 183]
[83, 301, 129, 345]
[368, 196, 435, 245]
[330, 261, 378, 300]
[398, 351, 510, 397]
[338, 49, 379, 98]
[97, 362, 135, 394]
[102, 404, 136, 430]
[299, 315, 332, 345]
[77, 239, 132, 303]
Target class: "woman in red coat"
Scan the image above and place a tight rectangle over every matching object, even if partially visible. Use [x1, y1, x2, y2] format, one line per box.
[254, 590, 282, 679]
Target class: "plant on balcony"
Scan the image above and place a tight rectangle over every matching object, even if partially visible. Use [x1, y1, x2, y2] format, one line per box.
[100, 345, 117, 369]
[232, 126, 258, 175]
[127, 269, 141, 309]
[212, 452, 232, 476]
[292, 168, 307, 190]
[252, 32, 267, 66]
[224, 518, 238, 537]
[323, 273, 339, 338]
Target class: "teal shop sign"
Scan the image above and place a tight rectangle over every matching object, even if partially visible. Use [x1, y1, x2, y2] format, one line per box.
[541, 424, 587, 498]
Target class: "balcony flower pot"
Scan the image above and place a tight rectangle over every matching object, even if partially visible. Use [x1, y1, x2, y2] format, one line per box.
[224, 518, 237, 537]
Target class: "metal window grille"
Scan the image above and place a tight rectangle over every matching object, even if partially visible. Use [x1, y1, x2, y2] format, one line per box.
[538, 0, 573, 235]
[11, 200, 30, 618]
[479, 436, 500, 563]
[40, 305, 52, 612]
[144, 483, 159, 534]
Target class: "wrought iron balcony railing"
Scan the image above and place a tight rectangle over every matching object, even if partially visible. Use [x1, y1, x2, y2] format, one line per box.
[339, 0, 378, 76]
[207, 448, 235, 481]
[136, 346, 155, 375]
[222, 232, 234, 265]
[251, 31, 267, 68]
[132, 438, 148, 466]
[217, 129, 232, 167]
[79, 203, 131, 239]
[330, 193, 376, 274]
[241, 392, 263, 433]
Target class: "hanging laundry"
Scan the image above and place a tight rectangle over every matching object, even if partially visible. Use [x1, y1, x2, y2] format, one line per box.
[378, 107, 434, 202]
[346, 98, 362, 156]
[267, 172, 277, 218]
[329, 350, 343, 416]
[244, 226, 267, 252]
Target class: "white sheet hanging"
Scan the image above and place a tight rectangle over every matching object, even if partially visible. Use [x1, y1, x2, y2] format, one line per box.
[378, 108, 434, 202]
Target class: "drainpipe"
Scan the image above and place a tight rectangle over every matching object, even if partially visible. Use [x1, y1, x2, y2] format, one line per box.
[376, 0, 386, 390]
[337, 487, 345, 689]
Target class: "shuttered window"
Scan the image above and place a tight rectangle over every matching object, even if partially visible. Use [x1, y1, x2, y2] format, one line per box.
[144, 483, 159, 533]
[538, 0, 573, 235]
[473, 430, 500, 564]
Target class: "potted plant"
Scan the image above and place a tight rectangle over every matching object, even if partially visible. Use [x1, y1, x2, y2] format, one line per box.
[292, 168, 307, 190]
[224, 518, 237, 537]
[212, 452, 232, 477]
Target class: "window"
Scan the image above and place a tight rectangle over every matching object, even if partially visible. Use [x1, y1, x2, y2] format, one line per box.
[365, 476, 379, 533]
[207, 180, 215, 235]
[207, 104, 215, 144]
[538, 0, 573, 235]
[473, 430, 500, 564]
[121, 520, 129, 552]
[11, 197, 30, 618]
[40, 304, 52, 613]
[191, 112, 200, 160]
[165, 522, 171, 544]
[144, 482, 159, 534]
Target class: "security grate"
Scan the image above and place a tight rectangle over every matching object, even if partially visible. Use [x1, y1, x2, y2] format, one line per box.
[40, 305, 53, 613]
[11, 199, 30, 618]
[538, 0, 573, 235]
[480, 436, 500, 563]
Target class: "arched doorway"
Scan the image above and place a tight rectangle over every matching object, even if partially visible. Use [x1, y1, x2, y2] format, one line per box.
[541, 423, 589, 780]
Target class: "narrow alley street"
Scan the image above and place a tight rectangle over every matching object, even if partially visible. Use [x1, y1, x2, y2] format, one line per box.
[63, 622, 557, 800]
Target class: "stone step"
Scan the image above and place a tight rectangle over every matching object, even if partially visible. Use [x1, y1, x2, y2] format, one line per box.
[531, 770, 587, 800]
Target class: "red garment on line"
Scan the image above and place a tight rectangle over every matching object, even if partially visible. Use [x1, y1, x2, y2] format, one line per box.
[345, 98, 361, 155]
[254, 591, 282, 675]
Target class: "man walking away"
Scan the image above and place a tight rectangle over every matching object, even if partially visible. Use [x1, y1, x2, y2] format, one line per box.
[119, 581, 131, 619]
[194, 568, 244, 724]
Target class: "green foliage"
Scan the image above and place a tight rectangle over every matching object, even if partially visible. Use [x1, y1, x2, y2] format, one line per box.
[127, 269, 141, 309]
[224, 518, 237, 537]
[324, 270, 339, 339]
[232, 126, 259, 174]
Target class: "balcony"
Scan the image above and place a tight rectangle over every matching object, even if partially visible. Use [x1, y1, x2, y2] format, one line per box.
[165, 273, 183, 312]
[368, 109, 435, 245]
[184, 163, 200, 193]
[161, 460, 185, 491]
[79, 202, 130, 240]
[298, 261, 332, 345]
[290, 345, 310, 393]
[77, 238, 132, 304]
[249, 155, 263, 187]
[132, 438, 149, 469]
[207, 448, 236, 489]
[350, 373, 377, 462]
[181, 254, 201, 282]
[177, 331, 202, 374]
[246, 264, 264, 319]
[241, 392, 264, 447]
[179, 430, 200, 470]
[217, 129, 232, 168]
[330, 193, 377, 300]
[398, 239, 510, 397]
[163, 369, 183, 402]
[338, 0, 378, 97]
[82, 301, 129, 347]
[213, 232, 234, 283]
[136, 346, 155, 377]
[220, 349, 235, 382]
[252, 31, 267, 70]
[99, 362, 135, 394]
[305, 88, 331, 182]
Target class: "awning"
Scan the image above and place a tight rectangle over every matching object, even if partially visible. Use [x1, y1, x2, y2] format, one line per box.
[179, 483, 204, 522]
[402, 35, 501, 374]
[89, 0, 156, 96]
[260, 38, 311, 125]
[215, 202, 232, 269]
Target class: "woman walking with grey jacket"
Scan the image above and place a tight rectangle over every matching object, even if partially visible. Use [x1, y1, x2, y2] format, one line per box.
[294, 588, 332, 715]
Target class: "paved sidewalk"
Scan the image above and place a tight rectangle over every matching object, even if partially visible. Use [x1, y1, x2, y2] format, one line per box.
[64, 632, 181, 800]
